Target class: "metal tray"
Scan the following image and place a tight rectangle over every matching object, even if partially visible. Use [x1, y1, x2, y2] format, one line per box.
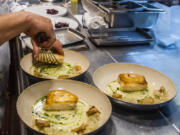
[55, 28, 85, 47]
[98, 1, 164, 13]
[138, 2, 164, 12]
[99, 1, 144, 13]
[92, 0, 148, 5]
[92, 1, 164, 28]
[88, 28, 154, 46]
[21, 28, 85, 49]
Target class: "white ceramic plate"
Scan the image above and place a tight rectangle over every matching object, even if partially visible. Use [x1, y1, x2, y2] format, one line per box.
[20, 49, 90, 80]
[16, 79, 112, 134]
[25, 5, 67, 18]
[93, 63, 177, 110]
[51, 17, 79, 30]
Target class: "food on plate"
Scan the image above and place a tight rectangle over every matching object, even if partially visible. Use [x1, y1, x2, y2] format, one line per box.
[35, 118, 50, 127]
[47, 9, 59, 15]
[44, 90, 78, 111]
[112, 93, 122, 99]
[106, 73, 168, 104]
[118, 73, 147, 92]
[30, 62, 82, 79]
[72, 124, 86, 133]
[32, 90, 100, 135]
[137, 96, 155, 104]
[55, 22, 69, 28]
[86, 106, 100, 116]
[35, 53, 64, 64]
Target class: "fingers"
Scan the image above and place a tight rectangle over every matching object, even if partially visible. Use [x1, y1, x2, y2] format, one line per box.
[24, 12, 62, 56]
[37, 33, 56, 49]
[52, 40, 64, 56]
[33, 17, 55, 49]
[31, 39, 39, 59]
[25, 11, 55, 45]
[32, 39, 64, 59]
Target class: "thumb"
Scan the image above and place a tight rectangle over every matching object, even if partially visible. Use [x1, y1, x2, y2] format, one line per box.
[52, 40, 64, 56]
[31, 39, 40, 59]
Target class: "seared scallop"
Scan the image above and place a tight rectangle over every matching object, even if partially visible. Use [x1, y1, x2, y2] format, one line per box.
[118, 73, 147, 92]
[44, 90, 78, 111]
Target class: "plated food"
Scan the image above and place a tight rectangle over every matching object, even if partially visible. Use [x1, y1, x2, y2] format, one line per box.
[47, 9, 59, 15]
[25, 5, 67, 18]
[31, 52, 82, 79]
[20, 50, 89, 80]
[93, 63, 176, 110]
[55, 22, 69, 29]
[32, 90, 100, 134]
[52, 17, 79, 30]
[16, 80, 112, 135]
[30, 62, 82, 79]
[106, 73, 168, 104]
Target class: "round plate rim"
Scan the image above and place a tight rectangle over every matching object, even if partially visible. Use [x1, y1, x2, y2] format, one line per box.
[93, 62, 177, 107]
[20, 49, 90, 80]
[24, 5, 68, 17]
[16, 79, 112, 135]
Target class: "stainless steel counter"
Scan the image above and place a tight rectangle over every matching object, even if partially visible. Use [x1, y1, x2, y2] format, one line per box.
[6, 1, 180, 135]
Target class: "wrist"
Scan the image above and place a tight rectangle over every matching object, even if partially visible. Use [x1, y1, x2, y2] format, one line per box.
[21, 11, 33, 33]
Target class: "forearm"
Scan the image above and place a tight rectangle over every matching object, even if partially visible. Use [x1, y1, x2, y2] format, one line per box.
[0, 11, 30, 45]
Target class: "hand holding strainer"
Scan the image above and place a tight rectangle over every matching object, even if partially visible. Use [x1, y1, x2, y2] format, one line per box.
[33, 32, 64, 65]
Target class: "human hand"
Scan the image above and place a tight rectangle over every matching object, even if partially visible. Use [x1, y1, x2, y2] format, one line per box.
[32, 39, 64, 58]
[23, 11, 64, 57]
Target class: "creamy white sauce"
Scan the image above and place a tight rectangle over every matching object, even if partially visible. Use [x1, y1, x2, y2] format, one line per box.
[32, 97, 100, 135]
[30, 62, 81, 79]
[106, 80, 168, 104]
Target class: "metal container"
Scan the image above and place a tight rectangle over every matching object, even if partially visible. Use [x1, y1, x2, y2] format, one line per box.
[97, 1, 165, 28]
[88, 28, 154, 46]
[91, 0, 148, 5]
[129, 11, 160, 29]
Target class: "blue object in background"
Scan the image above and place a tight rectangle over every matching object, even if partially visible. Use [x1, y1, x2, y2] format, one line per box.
[153, 2, 180, 47]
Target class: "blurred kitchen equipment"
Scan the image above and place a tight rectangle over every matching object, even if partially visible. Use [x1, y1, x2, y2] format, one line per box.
[153, 3, 180, 47]
[82, 0, 164, 29]
[83, 12, 108, 30]
[99, 1, 164, 28]
[21, 28, 85, 50]
[89, 28, 153, 46]
[17, 0, 40, 5]
[82, 0, 164, 46]
[171, 6, 180, 37]
[91, 0, 148, 5]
